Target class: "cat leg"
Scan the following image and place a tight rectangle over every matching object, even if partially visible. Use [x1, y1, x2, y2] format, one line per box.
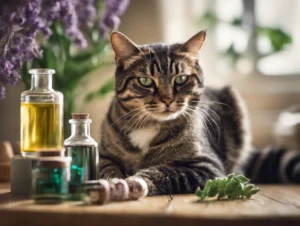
[129, 156, 225, 195]
[99, 156, 125, 179]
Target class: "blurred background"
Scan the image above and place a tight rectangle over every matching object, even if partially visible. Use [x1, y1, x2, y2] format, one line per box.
[1, 0, 300, 150]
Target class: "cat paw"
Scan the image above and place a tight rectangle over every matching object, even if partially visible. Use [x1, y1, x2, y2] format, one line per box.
[126, 177, 149, 199]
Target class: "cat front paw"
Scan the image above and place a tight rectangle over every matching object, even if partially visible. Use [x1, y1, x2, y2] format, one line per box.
[125, 177, 149, 199]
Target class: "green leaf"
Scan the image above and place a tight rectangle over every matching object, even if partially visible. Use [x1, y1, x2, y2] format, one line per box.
[249, 188, 261, 196]
[227, 194, 236, 200]
[245, 184, 255, 194]
[227, 173, 235, 182]
[208, 183, 218, 197]
[215, 178, 226, 188]
[225, 181, 236, 196]
[195, 187, 203, 197]
[236, 182, 245, 194]
[41, 46, 57, 69]
[235, 175, 250, 183]
[217, 190, 225, 200]
[257, 27, 292, 52]
[231, 18, 242, 27]
[21, 62, 31, 89]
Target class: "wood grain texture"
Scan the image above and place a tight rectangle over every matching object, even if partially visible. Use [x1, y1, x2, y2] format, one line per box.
[0, 184, 300, 226]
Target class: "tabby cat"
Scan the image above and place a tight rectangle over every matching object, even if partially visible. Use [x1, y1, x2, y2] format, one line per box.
[99, 30, 300, 195]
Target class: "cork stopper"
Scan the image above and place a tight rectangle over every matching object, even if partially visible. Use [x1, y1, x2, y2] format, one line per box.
[72, 113, 89, 120]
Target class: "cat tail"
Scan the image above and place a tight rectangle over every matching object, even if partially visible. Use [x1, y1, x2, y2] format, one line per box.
[243, 146, 300, 183]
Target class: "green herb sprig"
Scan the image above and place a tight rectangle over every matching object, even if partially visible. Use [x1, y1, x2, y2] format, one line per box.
[195, 174, 261, 201]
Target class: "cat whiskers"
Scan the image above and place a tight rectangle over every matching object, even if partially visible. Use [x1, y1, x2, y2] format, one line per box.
[123, 111, 150, 135]
[185, 107, 212, 140]
[181, 111, 190, 123]
[120, 110, 145, 133]
[132, 111, 149, 132]
[199, 105, 221, 121]
[110, 106, 145, 127]
[194, 106, 221, 143]
[139, 112, 151, 130]
[198, 101, 232, 109]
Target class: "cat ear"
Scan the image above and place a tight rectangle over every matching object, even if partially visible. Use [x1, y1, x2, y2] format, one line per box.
[182, 30, 206, 54]
[111, 31, 140, 64]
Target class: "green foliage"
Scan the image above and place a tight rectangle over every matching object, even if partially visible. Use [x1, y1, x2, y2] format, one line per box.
[198, 10, 293, 65]
[257, 27, 292, 52]
[198, 11, 218, 27]
[85, 78, 115, 102]
[195, 174, 261, 201]
[21, 22, 111, 137]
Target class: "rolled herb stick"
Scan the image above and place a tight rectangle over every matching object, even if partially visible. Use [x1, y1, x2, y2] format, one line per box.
[84, 178, 148, 205]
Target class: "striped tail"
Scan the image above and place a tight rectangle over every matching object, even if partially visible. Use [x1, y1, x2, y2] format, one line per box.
[244, 146, 300, 183]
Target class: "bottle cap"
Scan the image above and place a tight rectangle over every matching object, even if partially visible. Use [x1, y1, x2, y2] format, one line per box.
[72, 113, 90, 120]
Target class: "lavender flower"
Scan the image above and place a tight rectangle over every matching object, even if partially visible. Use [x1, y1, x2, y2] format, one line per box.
[0, 0, 130, 100]
[0, 0, 87, 99]
[73, 0, 96, 28]
[0, 1, 42, 99]
[100, 0, 130, 37]
[59, 0, 87, 48]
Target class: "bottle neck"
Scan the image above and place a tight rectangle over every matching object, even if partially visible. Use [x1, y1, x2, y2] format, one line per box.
[31, 73, 53, 90]
[71, 122, 91, 137]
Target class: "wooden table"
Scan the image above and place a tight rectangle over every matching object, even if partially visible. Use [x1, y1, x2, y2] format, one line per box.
[1, 183, 300, 226]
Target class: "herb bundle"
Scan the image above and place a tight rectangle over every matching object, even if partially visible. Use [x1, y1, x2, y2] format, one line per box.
[195, 174, 261, 201]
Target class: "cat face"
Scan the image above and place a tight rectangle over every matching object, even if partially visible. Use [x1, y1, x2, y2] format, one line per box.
[111, 31, 206, 121]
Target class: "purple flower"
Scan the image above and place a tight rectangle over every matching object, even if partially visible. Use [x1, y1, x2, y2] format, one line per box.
[0, 0, 131, 99]
[73, 0, 96, 28]
[100, 0, 130, 37]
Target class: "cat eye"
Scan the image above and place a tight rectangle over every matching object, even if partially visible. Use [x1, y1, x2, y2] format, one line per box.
[139, 77, 154, 87]
[175, 75, 188, 85]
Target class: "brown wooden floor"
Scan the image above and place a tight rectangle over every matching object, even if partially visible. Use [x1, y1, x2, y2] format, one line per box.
[1, 183, 300, 226]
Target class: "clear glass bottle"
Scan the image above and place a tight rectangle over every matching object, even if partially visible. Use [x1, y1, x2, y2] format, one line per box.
[21, 69, 64, 157]
[64, 113, 99, 200]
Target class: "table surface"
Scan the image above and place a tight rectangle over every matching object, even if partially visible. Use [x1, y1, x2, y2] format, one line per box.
[1, 183, 300, 226]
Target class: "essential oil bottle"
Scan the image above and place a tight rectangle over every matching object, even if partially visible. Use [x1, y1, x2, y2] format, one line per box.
[64, 113, 99, 200]
[20, 69, 64, 157]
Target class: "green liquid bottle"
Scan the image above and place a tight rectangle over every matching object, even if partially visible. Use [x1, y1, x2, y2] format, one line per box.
[64, 113, 99, 200]
[32, 156, 71, 204]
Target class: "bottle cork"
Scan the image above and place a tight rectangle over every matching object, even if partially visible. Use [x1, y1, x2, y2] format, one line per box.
[72, 113, 89, 119]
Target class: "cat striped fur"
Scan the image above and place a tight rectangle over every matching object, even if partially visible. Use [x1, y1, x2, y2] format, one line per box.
[99, 31, 300, 195]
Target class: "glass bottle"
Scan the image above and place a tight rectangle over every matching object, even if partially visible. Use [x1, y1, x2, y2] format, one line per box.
[32, 156, 71, 204]
[21, 69, 64, 157]
[64, 113, 99, 199]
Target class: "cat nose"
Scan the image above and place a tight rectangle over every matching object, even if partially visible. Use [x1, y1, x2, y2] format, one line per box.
[160, 97, 173, 107]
